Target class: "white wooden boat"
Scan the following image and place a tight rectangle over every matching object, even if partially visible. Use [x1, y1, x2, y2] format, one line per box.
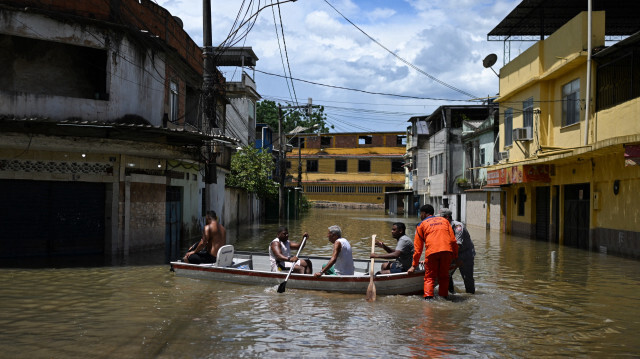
[170, 245, 425, 295]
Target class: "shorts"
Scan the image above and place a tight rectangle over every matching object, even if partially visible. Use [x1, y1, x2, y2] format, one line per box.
[276, 260, 301, 271]
[389, 261, 406, 273]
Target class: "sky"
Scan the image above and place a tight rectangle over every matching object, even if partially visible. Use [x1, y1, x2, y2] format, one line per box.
[156, 0, 529, 133]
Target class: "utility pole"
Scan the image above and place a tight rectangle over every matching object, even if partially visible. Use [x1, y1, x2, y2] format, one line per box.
[278, 104, 285, 220]
[297, 98, 313, 188]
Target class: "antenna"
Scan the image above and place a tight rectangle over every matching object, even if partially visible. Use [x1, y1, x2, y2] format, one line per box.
[483, 54, 499, 77]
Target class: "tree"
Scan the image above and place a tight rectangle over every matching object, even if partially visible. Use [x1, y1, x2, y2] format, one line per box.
[226, 146, 278, 200]
[256, 100, 333, 134]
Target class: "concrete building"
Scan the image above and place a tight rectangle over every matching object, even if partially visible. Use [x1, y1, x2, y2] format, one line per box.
[286, 132, 406, 205]
[486, 1, 640, 257]
[0, 0, 236, 259]
[407, 106, 490, 221]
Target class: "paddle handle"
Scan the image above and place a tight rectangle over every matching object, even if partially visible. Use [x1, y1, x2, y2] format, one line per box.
[283, 235, 308, 282]
[370, 234, 376, 275]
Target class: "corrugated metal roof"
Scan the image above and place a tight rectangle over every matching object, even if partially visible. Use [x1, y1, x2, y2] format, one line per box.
[488, 0, 640, 41]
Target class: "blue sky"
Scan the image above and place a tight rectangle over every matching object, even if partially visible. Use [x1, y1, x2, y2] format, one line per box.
[156, 0, 527, 133]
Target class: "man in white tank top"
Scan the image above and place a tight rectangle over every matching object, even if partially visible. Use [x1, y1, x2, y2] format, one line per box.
[314, 225, 354, 276]
[269, 226, 312, 274]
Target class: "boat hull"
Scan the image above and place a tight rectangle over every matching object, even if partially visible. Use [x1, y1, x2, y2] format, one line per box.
[170, 253, 424, 296]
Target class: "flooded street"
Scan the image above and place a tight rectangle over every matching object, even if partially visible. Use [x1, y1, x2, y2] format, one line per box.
[1, 208, 639, 358]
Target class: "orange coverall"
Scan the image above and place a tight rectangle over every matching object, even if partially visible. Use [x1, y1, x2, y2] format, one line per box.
[413, 215, 458, 297]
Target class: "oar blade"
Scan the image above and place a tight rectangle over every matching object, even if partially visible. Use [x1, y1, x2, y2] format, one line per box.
[366, 234, 377, 302]
[277, 281, 287, 293]
[366, 280, 376, 302]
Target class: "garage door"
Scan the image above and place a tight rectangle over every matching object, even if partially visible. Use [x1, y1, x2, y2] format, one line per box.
[0, 180, 105, 257]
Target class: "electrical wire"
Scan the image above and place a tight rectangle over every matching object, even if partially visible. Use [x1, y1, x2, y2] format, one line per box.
[323, 0, 478, 99]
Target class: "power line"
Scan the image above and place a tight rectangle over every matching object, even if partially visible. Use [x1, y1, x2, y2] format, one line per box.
[323, 0, 478, 99]
[251, 68, 481, 102]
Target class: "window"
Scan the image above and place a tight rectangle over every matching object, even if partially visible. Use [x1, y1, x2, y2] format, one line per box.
[562, 78, 580, 126]
[429, 154, 443, 175]
[335, 159, 347, 172]
[306, 185, 332, 193]
[359, 186, 382, 193]
[321, 136, 332, 146]
[505, 108, 513, 147]
[335, 186, 355, 193]
[306, 160, 318, 173]
[358, 160, 371, 172]
[480, 148, 486, 166]
[293, 137, 304, 148]
[286, 161, 291, 169]
[170, 81, 179, 122]
[396, 135, 407, 146]
[523, 97, 533, 129]
[391, 160, 404, 173]
[358, 135, 372, 145]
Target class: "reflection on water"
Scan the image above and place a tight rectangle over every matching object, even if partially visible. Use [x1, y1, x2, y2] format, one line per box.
[1, 208, 639, 358]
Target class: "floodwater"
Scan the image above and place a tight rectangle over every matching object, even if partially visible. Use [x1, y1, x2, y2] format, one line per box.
[1, 208, 639, 358]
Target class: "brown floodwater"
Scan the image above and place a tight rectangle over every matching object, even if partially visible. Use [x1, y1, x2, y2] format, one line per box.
[1, 208, 639, 358]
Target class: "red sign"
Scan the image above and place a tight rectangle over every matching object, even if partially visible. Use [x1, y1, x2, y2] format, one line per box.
[522, 164, 551, 183]
[625, 144, 640, 166]
[488, 165, 550, 185]
[487, 168, 508, 186]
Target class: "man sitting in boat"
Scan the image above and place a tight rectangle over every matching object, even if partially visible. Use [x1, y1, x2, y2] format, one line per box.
[269, 227, 313, 274]
[370, 222, 414, 274]
[183, 211, 226, 264]
[314, 225, 355, 277]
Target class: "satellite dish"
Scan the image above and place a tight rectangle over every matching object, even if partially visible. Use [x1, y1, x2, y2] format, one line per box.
[483, 54, 498, 68]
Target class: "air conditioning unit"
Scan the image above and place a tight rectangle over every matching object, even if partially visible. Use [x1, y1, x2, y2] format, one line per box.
[513, 127, 532, 141]
[498, 151, 509, 161]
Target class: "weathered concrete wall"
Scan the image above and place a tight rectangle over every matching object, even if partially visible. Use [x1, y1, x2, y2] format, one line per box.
[465, 191, 487, 228]
[128, 182, 165, 250]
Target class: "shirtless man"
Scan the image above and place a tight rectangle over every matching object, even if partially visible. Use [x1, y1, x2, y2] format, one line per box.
[183, 210, 226, 264]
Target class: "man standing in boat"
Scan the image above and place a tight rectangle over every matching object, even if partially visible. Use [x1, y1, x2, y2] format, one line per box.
[408, 205, 458, 300]
[440, 209, 476, 294]
[269, 227, 312, 274]
[183, 211, 226, 264]
[370, 222, 414, 273]
[314, 225, 354, 276]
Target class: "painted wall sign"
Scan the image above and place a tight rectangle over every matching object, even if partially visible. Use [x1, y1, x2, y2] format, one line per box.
[624, 144, 640, 166]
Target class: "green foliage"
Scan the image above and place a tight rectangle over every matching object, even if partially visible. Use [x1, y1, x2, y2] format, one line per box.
[226, 146, 278, 200]
[256, 100, 333, 134]
[299, 194, 311, 213]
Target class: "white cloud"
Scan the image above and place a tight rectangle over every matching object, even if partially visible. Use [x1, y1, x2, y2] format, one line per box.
[156, 0, 524, 131]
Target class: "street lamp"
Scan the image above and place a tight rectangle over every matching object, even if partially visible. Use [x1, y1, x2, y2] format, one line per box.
[288, 123, 320, 188]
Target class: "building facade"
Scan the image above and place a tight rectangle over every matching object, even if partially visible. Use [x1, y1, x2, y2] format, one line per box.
[487, 8, 640, 258]
[0, 0, 236, 259]
[286, 132, 406, 204]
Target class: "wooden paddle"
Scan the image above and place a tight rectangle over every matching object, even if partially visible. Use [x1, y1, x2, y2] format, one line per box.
[277, 235, 308, 293]
[366, 234, 377, 302]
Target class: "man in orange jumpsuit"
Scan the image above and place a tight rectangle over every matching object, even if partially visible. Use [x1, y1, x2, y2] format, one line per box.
[408, 204, 458, 300]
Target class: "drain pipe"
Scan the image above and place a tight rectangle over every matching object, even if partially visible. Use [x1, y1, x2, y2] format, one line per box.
[584, 0, 592, 146]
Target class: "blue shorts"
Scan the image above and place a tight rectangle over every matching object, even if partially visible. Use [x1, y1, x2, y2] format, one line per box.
[389, 261, 405, 273]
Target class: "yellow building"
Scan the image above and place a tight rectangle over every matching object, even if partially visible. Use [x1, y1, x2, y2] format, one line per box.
[285, 132, 406, 204]
[487, 7, 640, 258]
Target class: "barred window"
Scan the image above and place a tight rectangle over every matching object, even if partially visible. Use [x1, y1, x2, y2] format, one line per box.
[359, 186, 382, 193]
[335, 186, 355, 193]
[306, 185, 333, 193]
